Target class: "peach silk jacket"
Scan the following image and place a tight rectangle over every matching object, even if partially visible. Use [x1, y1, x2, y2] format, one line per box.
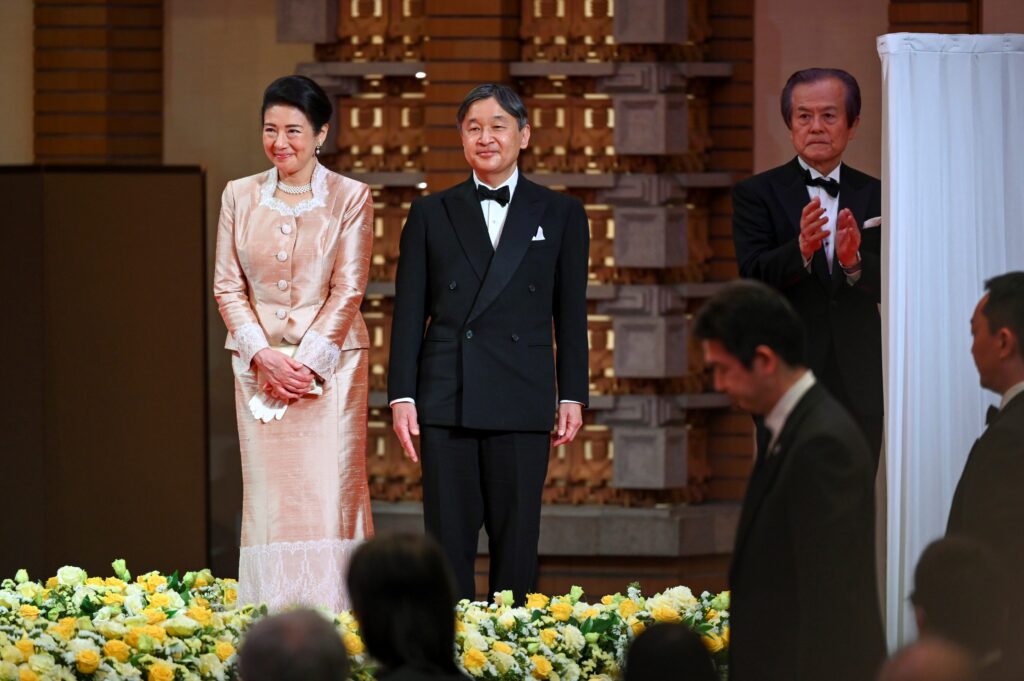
[213, 162, 374, 612]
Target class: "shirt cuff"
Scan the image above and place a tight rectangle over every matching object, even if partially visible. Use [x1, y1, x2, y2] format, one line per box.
[390, 397, 415, 406]
[559, 400, 584, 405]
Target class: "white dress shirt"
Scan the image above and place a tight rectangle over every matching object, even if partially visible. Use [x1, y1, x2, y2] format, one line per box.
[797, 156, 839, 273]
[475, 168, 518, 249]
[763, 370, 817, 454]
[1001, 380, 1024, 410]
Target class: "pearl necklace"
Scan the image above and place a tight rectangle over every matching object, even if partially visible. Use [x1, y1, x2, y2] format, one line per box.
[277, 180, 312, 195]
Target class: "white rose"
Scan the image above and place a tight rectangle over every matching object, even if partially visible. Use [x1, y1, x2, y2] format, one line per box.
[562, 625, 585, 652]
[28, 652, 57, 674]
[56, 566, 87, 588]
[163, 616, 201, 637]
[0, 661, 17, 681]
[162, 591, 186, 610]
[498, 612, 517, 631]
[489, 651, 516, 675]
[65, 638, 99, 654]
[562, 662, 581, 681]
[15, 582, 43, 601]
[94, 620, 128, 639]
[0, 591, 20, 609]
[464, 630, 488, 652]
[198, 653, 225, 678]
[123, 593, 147, 616]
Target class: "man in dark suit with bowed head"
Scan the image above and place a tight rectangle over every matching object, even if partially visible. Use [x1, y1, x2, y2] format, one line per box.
[732, 68, 883, 459]
[694, 281, 885, 681]
[387, 84, 590, 602]
[947, 272, 1024, 680]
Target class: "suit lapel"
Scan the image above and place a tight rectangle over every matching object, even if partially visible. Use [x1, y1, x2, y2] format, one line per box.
[773, 158, 832, 293]
[466, 176, 547, 324]
[442, 177, 493, 282]
[732, 384, 822, 564]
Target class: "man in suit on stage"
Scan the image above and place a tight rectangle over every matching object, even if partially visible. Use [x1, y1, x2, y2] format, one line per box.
[387, 84, 590, 602]
[694, 280, 885, 681]
[732, 68, 883, 459]
[947, 271, 1024, 679]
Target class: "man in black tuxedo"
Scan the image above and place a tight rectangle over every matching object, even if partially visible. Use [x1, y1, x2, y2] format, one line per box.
[732, 68, 883, 458]
[387, 84, 590, 602]
[947, 272, 1024, 679]
[694, 281, 884, 681]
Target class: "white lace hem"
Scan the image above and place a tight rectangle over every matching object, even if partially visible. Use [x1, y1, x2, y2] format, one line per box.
[234, 323, 270, 368]
[294, 329, 342, 382]
[238, 537, 363, 613]
[258, 162, 329, 217]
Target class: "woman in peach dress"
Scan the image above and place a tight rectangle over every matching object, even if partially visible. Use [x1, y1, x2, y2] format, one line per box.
[213, 75, 373, 611]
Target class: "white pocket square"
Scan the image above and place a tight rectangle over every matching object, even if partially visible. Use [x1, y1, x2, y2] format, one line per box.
[531, 226, 545, 241]
[863, 216, 882, 229]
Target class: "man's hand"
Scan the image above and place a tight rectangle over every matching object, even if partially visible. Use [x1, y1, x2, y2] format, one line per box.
[391, 402, 420, 462]
[834, 207, 861, 268]
[551, 403, 583, 447]
[254, 348, 313, 401]
[798, 197, 830, 261]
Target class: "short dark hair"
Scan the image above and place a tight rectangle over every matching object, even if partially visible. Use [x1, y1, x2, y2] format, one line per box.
[624, 624, 717, 681]
[983, 271, 1024, 360]
[693, 280, 806, 369]
[456, 83, 529, 130]
[911, 536, 1009, 657]
[780, 68, 861, 129]
[262, 75, 332, 131]
[347, 533, 460, 675]
[238, 609, 349, 681]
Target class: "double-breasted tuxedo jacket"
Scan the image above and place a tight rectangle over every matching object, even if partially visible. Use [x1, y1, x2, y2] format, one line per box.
[947, 391, 1024, 677]
[732, 158, 883, 454]
[728, 383, 885, 681]
[387, 175, 590, 430]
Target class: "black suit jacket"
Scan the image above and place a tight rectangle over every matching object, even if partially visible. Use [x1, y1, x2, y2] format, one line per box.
[387, 174, 590, 432]
[729, 383, 885, 681]
[947, 391, 1024, 673]
[732, 158, 882, 414]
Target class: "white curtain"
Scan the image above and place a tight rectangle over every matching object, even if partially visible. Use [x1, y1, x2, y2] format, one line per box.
[878, 33, 1024, 649]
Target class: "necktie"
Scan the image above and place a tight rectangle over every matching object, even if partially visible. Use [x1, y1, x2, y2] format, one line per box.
[803, 169, 840, 198]
[477, 185, 510, 206]
[986, 405, 1000, 426]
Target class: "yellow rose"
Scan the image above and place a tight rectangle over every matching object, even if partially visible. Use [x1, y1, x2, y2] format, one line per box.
[192, 597, 210, 608]
[194, 575, 209, 587]
[142, 575, 167, 594]
[650, 606, 681, 623]
[75, 649, 100, 674]
[187, 606, 213, 626]
[17, 606, 39, 621]
[539, 628, 558, 647]
[491, 641, 513, 655]
[148, 593, 171, 608]
[104, 577, 127, 588]
[705, 609, 718, 621]
[549, 602, 573, 622]
[215, 641, 235, 662]
[629, 619, 646, 636]
[462, 648, 487, 674]
[581, 608, 599, 620]
[341, 633, 364, 656]
[721, 626, 730, 646]
[49, 618, 76, 640]
[85, 577, 104, 587]
[143, 625, 167, 642]
[142, 608, 167, 624]
[19, 666, 39, 681]
[530, 655, 553, 679]
[618, 599, 639, 618]
[455, 621, 465, 633]
[526, 593, 549, 609]
[148, 662, 174, 681]
[102, 592, 125, 606]
[103, 640, 131, 663]
[14, 640, 33, 661]
[223, 588, 237, 606]
[701, 632, 725, 654]
[601, 595, 615, 606]
[45, 578, 58, 589]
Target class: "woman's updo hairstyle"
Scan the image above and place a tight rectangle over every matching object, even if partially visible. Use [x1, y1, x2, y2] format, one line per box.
[261, 75, 332, 131]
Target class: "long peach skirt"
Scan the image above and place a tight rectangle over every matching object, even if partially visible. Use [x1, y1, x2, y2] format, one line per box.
[231, 348, 373, 612]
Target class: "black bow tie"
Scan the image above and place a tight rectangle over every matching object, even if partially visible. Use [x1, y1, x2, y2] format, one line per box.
[477, 185, 510, 206]
[803, 169, 840, 198]
[986, 405, 1000, 426]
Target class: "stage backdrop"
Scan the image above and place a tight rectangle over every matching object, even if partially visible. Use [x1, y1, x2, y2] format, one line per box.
[878, 32, 1024, 648]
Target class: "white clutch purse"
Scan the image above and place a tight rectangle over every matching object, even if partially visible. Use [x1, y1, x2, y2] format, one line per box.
[248, 344, 322, 423]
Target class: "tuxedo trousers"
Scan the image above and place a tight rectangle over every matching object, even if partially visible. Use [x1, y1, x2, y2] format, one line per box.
[419, 425, 550, 602]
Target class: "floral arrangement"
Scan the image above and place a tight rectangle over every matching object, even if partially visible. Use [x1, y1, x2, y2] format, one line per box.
[0, 563, 728, 681]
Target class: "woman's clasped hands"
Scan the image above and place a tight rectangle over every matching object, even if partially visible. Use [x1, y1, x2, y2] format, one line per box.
[254, 348, 315, 401]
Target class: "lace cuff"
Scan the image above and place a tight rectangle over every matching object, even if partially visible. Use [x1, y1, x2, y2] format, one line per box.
[234, 323, 269, 368]
[294, 329, 342, 382]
